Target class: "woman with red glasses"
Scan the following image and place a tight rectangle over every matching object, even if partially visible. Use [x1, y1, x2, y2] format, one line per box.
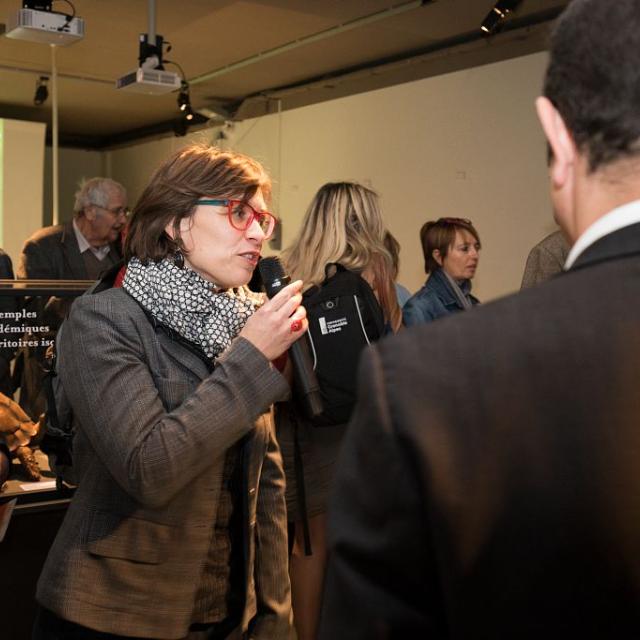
[403, 217, 481, 326]
[33, 144, 301, 640]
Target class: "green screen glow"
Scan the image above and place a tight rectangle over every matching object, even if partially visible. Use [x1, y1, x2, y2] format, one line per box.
[0, 119, 4, 248]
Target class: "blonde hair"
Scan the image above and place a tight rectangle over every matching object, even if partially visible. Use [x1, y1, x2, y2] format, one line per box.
[282, 182, 402, 332]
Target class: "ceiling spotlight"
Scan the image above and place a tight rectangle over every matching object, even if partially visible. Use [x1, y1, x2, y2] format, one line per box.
[177, 80, 195, 121]
[33, 76, 49, 105]
[480, 0, 522, 35]
[177, 81, 190, 112]
[480, 8, 501, 33]
[173, 81, 196, 135]
[178, 80, 193, 121]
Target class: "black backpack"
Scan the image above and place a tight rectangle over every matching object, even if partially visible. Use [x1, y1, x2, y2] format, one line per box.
[289, 264, 386, 555]
[300, 264, 385, 426]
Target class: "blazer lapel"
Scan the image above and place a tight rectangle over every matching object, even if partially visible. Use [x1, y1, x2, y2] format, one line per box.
[155, 331, 212, 380]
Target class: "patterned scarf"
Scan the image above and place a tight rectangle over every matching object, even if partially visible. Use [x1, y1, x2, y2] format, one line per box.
[123, 257, 264, 360]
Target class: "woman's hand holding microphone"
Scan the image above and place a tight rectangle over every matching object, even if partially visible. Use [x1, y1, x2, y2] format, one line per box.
[240, 280, 308, 362]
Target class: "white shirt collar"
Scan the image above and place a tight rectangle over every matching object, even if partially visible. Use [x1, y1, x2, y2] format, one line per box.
[72, 218, 111, 261]
[564, 198, 640, 269]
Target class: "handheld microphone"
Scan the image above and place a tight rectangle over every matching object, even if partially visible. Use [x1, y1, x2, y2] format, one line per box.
[258, 257, 324, 419]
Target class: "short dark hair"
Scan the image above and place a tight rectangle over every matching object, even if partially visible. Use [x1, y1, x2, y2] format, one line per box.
[420, 218, 480, 275]
[544, 0, 640, 172]
[125, 144, 271, 262]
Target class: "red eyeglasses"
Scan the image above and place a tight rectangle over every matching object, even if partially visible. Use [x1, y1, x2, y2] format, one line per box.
[197, 199, 277, 239]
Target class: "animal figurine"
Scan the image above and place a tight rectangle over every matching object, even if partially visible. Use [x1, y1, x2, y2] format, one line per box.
[0, 392, 45, 483]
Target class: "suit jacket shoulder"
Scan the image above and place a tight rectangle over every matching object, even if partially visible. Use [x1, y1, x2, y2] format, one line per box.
[23, 223, 66, 246]
[520, 229, 569, 289]
[18, 221, 122, 280]
[18, 222, 82, 279]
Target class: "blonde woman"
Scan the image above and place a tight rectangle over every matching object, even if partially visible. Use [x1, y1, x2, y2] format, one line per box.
[278, 182, 401, 640]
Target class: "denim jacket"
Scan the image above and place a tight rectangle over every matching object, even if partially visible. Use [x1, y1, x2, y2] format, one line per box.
[402, 268, 479, 327]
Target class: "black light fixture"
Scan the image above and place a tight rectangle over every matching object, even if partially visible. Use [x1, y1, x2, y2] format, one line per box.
[176, 80, 195, 123]
[170, 68, 210, 135]
[480, 0, 522, 35]
[173, 84, 195, 136]
[177, 81, 190, 113]
[33, 76, 49, 105]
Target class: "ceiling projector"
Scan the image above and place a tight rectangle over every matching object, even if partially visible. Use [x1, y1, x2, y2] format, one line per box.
[116, 66, 181, 95]
[4, 7, 84, 45]
[116, 33, 181, 95]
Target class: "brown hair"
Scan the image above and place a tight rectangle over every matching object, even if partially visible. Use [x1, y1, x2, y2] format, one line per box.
[384, 230, 401, 280]
[420, 218, 480, 274]
[125, 144, 271, 262]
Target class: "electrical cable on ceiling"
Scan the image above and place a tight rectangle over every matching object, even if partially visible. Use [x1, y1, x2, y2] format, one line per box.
[52, 0, 76, 31]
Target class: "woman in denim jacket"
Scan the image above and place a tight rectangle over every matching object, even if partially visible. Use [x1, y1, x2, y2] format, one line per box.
[403, 217, 481, 326]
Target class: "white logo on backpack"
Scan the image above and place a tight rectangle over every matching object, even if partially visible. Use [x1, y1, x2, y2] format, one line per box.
[318, 316, 348, 335]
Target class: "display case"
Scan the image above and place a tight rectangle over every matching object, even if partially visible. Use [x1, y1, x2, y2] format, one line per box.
[0, 280, 90, 640]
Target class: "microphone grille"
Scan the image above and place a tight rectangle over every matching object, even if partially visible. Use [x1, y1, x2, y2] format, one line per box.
[258, 256, 286, 284]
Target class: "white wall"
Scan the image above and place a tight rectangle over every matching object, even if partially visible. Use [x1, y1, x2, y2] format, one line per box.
[43, 147, 105, 226]
[107, 50, 556, 302]
[0, 119, 46, 267]
[106, 137, 199, 210]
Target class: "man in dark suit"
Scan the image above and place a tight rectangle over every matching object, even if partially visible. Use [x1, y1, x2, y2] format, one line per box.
[320, 2, 640, 638]
[18, 177, 127, 281]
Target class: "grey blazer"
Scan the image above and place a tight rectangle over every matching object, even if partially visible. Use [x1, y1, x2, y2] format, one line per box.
[36, 289, 294, 639]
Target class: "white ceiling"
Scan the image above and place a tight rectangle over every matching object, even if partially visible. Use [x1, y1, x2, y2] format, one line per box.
[0, 0, 568, 148]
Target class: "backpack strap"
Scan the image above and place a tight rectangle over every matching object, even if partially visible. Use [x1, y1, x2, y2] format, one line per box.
[354, 274, 386, 338]
[322, 262, 347, 284]
[289, 405, 313, 556]
[325, 264, 386, 339]
[41, 323, 74, 491]
[40, 262, 124, 491]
